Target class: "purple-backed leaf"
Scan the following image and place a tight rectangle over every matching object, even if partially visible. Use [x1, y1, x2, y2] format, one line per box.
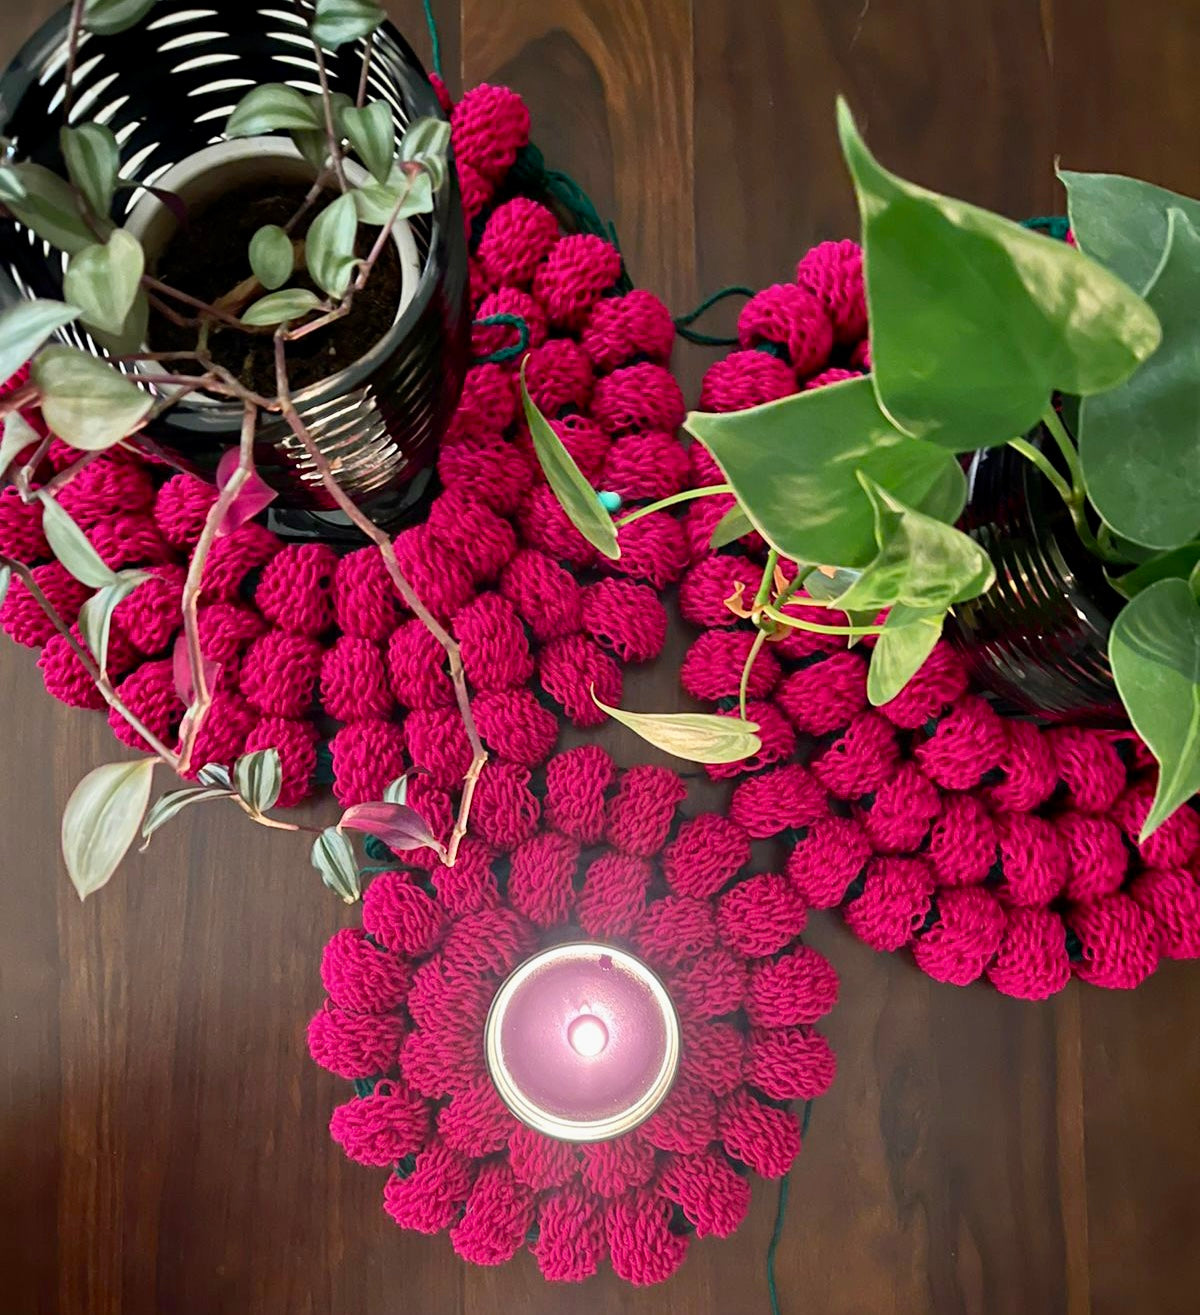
[338, 801, 442, 854]
[215, 447, 277, 536]
[172, 631, 221, 706]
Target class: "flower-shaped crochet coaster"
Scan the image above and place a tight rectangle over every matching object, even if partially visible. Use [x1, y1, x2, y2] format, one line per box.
[678, 242, 1200, 1001]
[0, 81, 692, 817]
[307, 745, 838, 1284]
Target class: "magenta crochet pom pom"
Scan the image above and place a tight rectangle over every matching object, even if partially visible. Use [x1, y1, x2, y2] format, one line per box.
[582, 289, 676, 372]
[310, 748, 836, 1284]
[476, 196, 560, 288]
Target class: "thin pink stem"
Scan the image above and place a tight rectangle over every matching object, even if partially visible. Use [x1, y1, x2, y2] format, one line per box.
[271, 332, 487, 865]
[61, 0, 86, 121]
[311, 43, 348, 192]
[1, 555, 182, 767]
[174, 401, 257, 775]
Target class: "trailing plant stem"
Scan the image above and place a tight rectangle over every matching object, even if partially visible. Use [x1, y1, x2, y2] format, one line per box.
[61, 0, 86, 121]
[0, 556, 182, 767]
[175, 402, 258, 775]
[738, 628, 766, 720]
[613, 483, 733, 527]
[311, 42, 348, 192]
[762, 603, 885, 636]
[271, 333, 486, 865]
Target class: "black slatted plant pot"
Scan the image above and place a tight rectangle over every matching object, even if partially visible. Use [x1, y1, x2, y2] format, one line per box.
[950, 438, 1124, 724]
[0, 0, 469, 532]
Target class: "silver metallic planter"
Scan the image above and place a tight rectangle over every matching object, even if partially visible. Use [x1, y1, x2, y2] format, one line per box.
[0, 0, 469, 529]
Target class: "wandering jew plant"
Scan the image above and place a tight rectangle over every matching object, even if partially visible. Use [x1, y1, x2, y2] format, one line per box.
[530, 98, 1200, 838]
[0, 0, 477, 898]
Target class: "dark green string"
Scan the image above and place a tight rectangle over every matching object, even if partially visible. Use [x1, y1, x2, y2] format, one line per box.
[1020, 214, 1070, 240]
[421, 0, 443, 80]
[472, 312, 530, 364]
[767, 1100, 814, 1315]
[508, 143, 633, 291]
[674, 284, 756, 346]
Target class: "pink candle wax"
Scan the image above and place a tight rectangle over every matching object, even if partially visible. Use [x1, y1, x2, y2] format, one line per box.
[484, 942, 680, 1142]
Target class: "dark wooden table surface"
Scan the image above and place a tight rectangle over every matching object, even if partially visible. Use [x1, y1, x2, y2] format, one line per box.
[3, 2, 1200, 1312]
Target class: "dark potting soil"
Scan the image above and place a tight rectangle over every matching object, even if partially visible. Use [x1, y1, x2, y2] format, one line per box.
[148, 181, 404, 397]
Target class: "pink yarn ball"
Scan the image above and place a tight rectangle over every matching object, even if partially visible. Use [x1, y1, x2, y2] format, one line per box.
[107, 658, 184, 752]
[472, 287, 548, 359]
[1, 561, 91, 647]
[438, 439, 534, 516]
[912, 886, 1007, 985]
[320, 635, 393, 721]
[786, 816, 871, 908]
[453, 591, 534, 692]
[472, 688, 559, 767]
[406, 705, 472, 789]
[153, 473, 218, 550]
[590, 362, 685, 436]
[581, 577, 668, 664]
[113, 564, 185, 656]
[386, 618, 454, 710]
[333, 545, 401, 641]
[87, 513, 170, 571]
[795, 238, 868, 345]
[547, 413, 612, 482]
[730, 763, 829, 839]
[610, 510, 689, 590]
[330, 718, 408, 807]
[239, 628, 323, 717]
[200, 522, 280, 603]
[986, 906, 1072, 1000]
[500, 548, 584, 643]
[679, 554, 755, 629]
[600, 430, 690, 502]
[476, 197, 560, 288]
[451, 83, 531, 183]
[242, 715, 318, 807]
[307, 1001, 405, 1079]
[392, 524, 476, 622]
[521, 337, 594, 416]
[745, 1026, 836, 1102]
[543, 744, 617, 844]
[699, 350, 797, 412]
[582, 289, 676, 372]
[538, 633, 622, 727]
[40, 622, 135, 709]
[745, 945, 838, 1027]
[426, 490, 518, 584]
[469, 760, 541, 851]
[254, 543, 337, 637]
[329, 1084, 430, 1166]
[54, 458, 155, 528]
[533, 234, 623, 330]
[681, 628, 781, 703]
[183, 689, 256, 775]
[0, 485, 49, 561]
[738, 283, 834, 375]
[605, 763, 687, 856]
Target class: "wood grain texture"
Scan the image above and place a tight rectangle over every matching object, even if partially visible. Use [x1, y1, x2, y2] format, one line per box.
[2, 1, 1200, 1311]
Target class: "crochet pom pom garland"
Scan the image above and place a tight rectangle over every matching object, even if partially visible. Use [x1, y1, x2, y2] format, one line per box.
[683, 253, 1200, 1000]
[1, 82, 682, 817]
[309, 747, 837, 1284]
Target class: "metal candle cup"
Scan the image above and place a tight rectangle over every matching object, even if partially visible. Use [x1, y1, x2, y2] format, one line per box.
[484, 942, 680, 1142]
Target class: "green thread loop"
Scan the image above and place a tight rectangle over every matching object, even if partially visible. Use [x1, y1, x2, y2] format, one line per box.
[766, 1100, 814, 1315]
[473, 312, 530, 364]
[508, 143, 633, 291]
[1021, 214, 1070, 240]
[421, 0, 443, 80]
[674, 284, 756, 346]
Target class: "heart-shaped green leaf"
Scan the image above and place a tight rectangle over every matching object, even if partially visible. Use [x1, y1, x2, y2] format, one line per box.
[1079, 209, 1200, 550]
[39, 492, 120, 587]
[6, 164, 97, 254]
[866, 603, 946, 705]
[240, 288, 323, 326]
[837, 99, 1161, 452]
[227, 84, 323, 137]
[61, 123, 120, 220]
[62, 758, 156, 899]
[521, 362, 619, 560]
[0, 298, 79, 386]
[835, 475, 994, 613]
[341, 100, 395, 184]
[709, 502, 753, 550]
[0, 165, 28, 203]
[400, 117, 451, 191]
[592, 691, 761, 764]
[0, 411, 40, 480]
[1060, 168, 1200, 296]
[1110, 542, 1200, 600]
[63, 229, 144, 337]
[32, 346, 151, 450]
[311, 826, 361, 902]
[248, 224, 294, 291]
[78, 570, 146, 676]
[685, 374, 966, 568]
[85, 0, 157, 34]
[311, 0, 384, 49]
[234, 747, 282, 813]
[1109, 577, 1200, 837]
[140, 785, 233, 848]
[352, 166, 433, 225]
[306, 193, 359, 297]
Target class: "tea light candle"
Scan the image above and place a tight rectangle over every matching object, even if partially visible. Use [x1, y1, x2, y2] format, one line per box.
[484, 942, 680, 1142]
